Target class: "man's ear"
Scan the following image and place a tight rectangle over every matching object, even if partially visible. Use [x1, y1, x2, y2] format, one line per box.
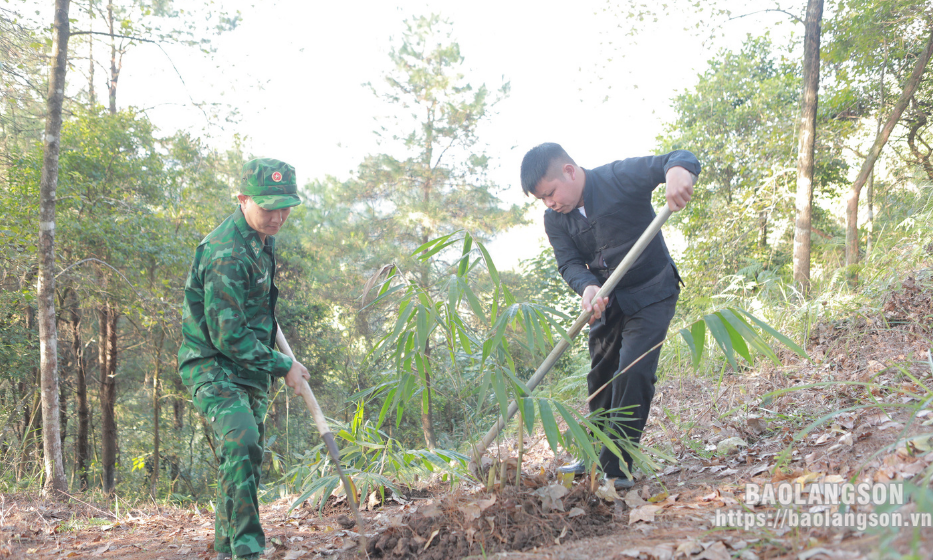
[236, 194, 249, 205]
[564, 163, 576, 181]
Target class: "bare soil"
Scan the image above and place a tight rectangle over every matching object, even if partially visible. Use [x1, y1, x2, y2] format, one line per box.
[3, 273, 932, 560]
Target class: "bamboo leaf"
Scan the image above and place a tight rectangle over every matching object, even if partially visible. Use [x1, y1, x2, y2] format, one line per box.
[677, 321, 704, 369]
[411, 231, 457, 260]
[553, 401, 599, 465]
[578, 416, 624, 465]
[716, 312, 752, 364]
[679, 324, 700, 370]
[458, 233, 473, 277]
[531, 309, 548, 353]
[735, 308, 809, 358]
[538, 400, 564, 453]
[720, 308, 778, 363]
[460, 279, 487, 323]
[704, 313, 737, 370]
[447, 280, 458, 320]
[457, 324, 472, 356]
[362, 283, 405, 311]
[475, 239, 500, 285]
[500, 363, 531, 396]
[397, 373, 417, 428]
[522, 398, 535, 434]
[377, 387, 396, 428]
[523, 311, 535, 355]
[416, 307, 428, 350]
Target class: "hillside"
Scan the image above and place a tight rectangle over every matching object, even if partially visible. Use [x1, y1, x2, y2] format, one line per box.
[2, 271, 930, 560]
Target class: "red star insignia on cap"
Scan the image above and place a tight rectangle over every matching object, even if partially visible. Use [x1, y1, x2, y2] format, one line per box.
[271, 171, 282, 182]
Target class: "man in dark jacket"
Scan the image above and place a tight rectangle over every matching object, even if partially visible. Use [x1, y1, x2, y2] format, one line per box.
[520, 143, 699, 489]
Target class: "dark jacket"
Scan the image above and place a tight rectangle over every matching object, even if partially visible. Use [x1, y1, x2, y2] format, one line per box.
[543, 150, 701, 315]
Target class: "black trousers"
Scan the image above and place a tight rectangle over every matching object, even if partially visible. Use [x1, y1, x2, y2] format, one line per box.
[587, 291, 678, 478]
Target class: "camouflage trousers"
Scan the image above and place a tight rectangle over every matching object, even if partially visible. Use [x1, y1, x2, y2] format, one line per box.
[194, 379, 269, 558]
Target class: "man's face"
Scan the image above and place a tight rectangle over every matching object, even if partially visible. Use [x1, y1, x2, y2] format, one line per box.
[238, 195, 292, 239]
[532, 169, 583, 214]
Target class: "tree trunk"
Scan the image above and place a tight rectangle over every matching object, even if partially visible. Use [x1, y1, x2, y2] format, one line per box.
[151, 330, 164, 498]
[19, 296, 38, 478]
[88, 0, 95, 107]
[172, 374, 185, 430]
[68, 290, 90, 491]
[792, 0, 823, 296]
[865, 170, 874, 256]
[99, 304, 118, 494]
[107, 1, 120, 115]
[58, 323, 68, 451]
[38, 3, 70, 488]
[845, 27, 933, 285]
[18, 382, 40, 478]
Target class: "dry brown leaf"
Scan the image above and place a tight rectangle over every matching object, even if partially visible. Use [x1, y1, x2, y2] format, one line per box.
[697, 541, 731, 560]
[676, 540, 703, 556]
[534, 484, 569, 512]
[698, 491, 719, 501]
[595, 482, 621, 502]
[477, 495, 497, 512]
[747, 417, 768, 434]
[628, 504, 661, 524]
[419, 503, 442, 518]
[649, 543, 675, 560]
[459, 503, 481, 521]
[92, 544, 110, 556]
[567, 507, 586, 518]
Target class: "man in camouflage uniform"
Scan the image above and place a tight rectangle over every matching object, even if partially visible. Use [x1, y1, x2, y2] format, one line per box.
[178, 158, 310, 560]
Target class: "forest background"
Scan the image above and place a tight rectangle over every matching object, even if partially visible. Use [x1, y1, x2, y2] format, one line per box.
[1, 0, 931, 518]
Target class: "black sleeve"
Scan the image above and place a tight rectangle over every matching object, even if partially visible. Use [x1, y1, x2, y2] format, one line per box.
[608, 150, 702, 195]
[543, 211, 600, 296]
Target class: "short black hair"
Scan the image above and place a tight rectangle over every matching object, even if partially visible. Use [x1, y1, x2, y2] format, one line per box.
[520, 143, 576, 196]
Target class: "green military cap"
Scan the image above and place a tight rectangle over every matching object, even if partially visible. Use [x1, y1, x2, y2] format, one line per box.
[240, 158, 302, 210]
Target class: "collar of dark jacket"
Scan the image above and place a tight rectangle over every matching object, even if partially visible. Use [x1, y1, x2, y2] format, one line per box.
[581, 167, 596, 213]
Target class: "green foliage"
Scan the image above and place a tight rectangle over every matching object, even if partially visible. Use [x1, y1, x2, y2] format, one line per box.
[287, 401, 469, 512]
[824, 0, 933, 182]
[657, 35, 854, 313]
[365, 232, 567, 431]
[678, 306, 808, 371]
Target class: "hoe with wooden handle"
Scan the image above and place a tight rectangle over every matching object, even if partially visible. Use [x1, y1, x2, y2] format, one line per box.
[470, 205, 673, 469]
[275, 327, 367, 540]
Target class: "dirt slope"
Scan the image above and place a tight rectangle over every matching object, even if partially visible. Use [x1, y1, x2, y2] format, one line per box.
[2, 275, 931, 560]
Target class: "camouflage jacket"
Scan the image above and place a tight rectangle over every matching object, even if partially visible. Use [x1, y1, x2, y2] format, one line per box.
[178, 206, 292, 393]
